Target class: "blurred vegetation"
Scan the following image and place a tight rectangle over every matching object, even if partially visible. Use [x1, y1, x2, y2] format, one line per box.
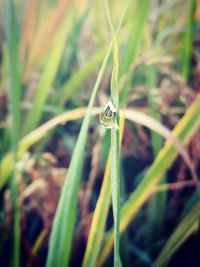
[0, 0, 200, 267]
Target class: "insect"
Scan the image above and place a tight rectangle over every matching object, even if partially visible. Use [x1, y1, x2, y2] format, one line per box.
[99, 100, 118, 129]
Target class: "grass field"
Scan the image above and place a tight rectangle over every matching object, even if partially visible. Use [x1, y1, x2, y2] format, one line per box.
[0, 1, 200, 267]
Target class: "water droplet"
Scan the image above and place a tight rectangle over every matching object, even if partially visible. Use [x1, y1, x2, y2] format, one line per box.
[99, 100, 117, 129]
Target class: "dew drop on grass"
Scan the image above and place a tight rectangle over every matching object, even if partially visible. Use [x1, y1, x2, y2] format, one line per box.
[99, 100, 117, 129]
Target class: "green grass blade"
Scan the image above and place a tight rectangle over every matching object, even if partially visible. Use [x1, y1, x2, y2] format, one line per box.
[82, 117, 125, 267]
[105, 1, 121, 265]
[22, 0, 71, 80]
[111, 125, 121, 267]
[120, 0, 150, 76]
[4, 1, 21, 143]
[55, 0, 131, 107]
[123, 109, 197, 180]
[146, 65, 163, 155]
[119, 0, 150, 104]
[153, 202, 200, 267]
[63, 0, 92, 79]
[54, 46, 107, 105]
[145, 64, 165, 242]
[4, 0, 21, 266]
[23, 16, 70, 135]
[181, 0, 195, 80]
[82, 153, 111, 267]
[98, 94, 200, 266]
[45, 41, 112, 267]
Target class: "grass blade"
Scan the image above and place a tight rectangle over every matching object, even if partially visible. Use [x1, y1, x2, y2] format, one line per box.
[4, 0, 21, 266]
[98, 94, 200, 266]
[55, 0, 131, 106]
[20, 0, 37, 63]
[153, 201, 200, 267]
[22, 16, 70, 135]
[45, 40, 112, 267]
[82, 114, 124, 267]
[120, 0, 150, 76]
[146, 63, 165, 241]
[63, 0, 92, 79]
[119, 0, 150, 104]
[82, 153, 111, 267]
[23, 0, 71, 80]
[55, 46, 107, 105]
[181, 0, 195, 80]
[0, 106, 196, 188]
[111, 125, 121, 267]
[123, 109, 197, 182]
[105, 1, 121, 266]
[0, 108, 98, 189]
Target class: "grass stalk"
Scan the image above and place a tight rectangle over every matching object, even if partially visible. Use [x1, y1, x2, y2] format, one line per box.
[105, 1, 121, 265]
[4, 0, 21, 266]
[181, 0, 195, 80]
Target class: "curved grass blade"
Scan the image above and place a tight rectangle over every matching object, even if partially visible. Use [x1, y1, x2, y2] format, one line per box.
[0, 108, 98, 189]
[123, 109, 197, 182]
[0, 106, 196, 190]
